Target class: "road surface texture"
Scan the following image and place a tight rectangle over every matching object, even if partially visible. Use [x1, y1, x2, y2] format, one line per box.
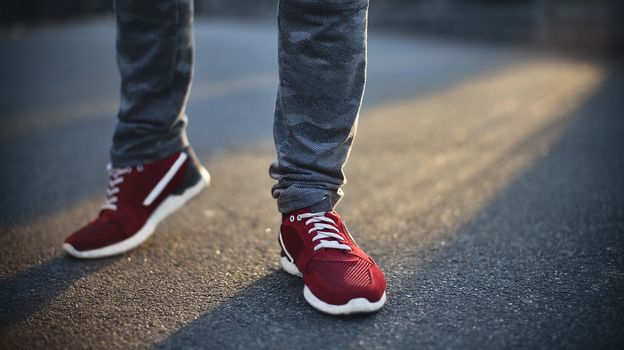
[1, 19, 623, 349]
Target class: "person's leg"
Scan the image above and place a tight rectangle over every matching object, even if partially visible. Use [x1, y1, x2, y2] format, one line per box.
[64, 0, 209, 259]
[111, 0, 194, 167]
[272, 0, 386, 315]
[270, 0, 368, 213]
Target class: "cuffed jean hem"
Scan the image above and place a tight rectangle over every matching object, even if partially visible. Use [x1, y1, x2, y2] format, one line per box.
[109, 128, 189, 167]
[275, 186, 343, 213]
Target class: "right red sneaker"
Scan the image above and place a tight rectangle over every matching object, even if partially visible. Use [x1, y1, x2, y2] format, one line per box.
[63, 148, 209, 259]
[279, 197, 387, 315]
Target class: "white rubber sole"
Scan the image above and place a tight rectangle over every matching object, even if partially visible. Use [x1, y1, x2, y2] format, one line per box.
[280, 255, 386, 315]
[64, 170, 210, 259]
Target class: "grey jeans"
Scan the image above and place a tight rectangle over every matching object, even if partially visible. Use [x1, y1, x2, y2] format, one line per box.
[111, 0, 369, 213]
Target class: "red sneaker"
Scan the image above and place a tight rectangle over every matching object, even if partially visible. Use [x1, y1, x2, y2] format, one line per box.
[279, 198, 387, 315]
[63, 148, 210, 259]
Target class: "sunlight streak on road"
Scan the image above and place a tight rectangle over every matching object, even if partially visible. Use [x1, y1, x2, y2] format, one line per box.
[347, 58, 605, 248]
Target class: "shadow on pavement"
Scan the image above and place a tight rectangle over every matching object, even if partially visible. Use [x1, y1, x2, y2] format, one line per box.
[153, 65, 624, 348]
[0, 255, 116, 332]
[154, 269, 385, 349]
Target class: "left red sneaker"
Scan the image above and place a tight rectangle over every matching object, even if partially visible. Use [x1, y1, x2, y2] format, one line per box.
[279, 198, 387, 315]
[63, 148, 209, 259]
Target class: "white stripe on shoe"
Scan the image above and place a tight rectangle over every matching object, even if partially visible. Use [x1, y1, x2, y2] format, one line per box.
[142, 152, 188, 206]
[279, 232, 296, 263]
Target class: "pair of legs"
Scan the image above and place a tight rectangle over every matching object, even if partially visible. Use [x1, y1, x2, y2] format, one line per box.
[112, 0, 366, 213]
[65, 0, 386, 315]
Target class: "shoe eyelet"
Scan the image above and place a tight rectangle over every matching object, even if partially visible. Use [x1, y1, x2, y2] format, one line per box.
[296, 215, 301, 221]
[289, 215, 295, 222]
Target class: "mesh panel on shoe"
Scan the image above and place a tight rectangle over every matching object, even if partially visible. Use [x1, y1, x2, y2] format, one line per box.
[308, 259, 372, 288]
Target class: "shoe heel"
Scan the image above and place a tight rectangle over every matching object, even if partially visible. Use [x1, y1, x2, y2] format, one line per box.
[173, 148, 210, 196]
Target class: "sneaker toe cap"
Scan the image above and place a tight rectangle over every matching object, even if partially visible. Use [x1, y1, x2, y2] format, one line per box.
[64, 220, 126, 252]
[304, 259, 386, 306]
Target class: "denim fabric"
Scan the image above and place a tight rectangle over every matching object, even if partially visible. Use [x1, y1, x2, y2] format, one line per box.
[270, 0, 369, 213]
[111, 0, 194, 167]
[110, 0, 369, 213]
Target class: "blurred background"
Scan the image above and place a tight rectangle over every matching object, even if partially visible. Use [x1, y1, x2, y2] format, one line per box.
[1, 0, 623, 50]
[1, 1, 623, 349]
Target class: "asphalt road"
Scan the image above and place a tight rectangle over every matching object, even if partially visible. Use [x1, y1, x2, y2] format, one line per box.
[1, 18, 623, 349]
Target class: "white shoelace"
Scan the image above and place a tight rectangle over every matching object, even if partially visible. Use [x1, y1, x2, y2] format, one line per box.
[103, 164, 132, 211]
[296, 212, 352, 251]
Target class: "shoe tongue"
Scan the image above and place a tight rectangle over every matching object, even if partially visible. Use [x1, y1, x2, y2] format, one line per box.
[310, 196, 333, 213]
